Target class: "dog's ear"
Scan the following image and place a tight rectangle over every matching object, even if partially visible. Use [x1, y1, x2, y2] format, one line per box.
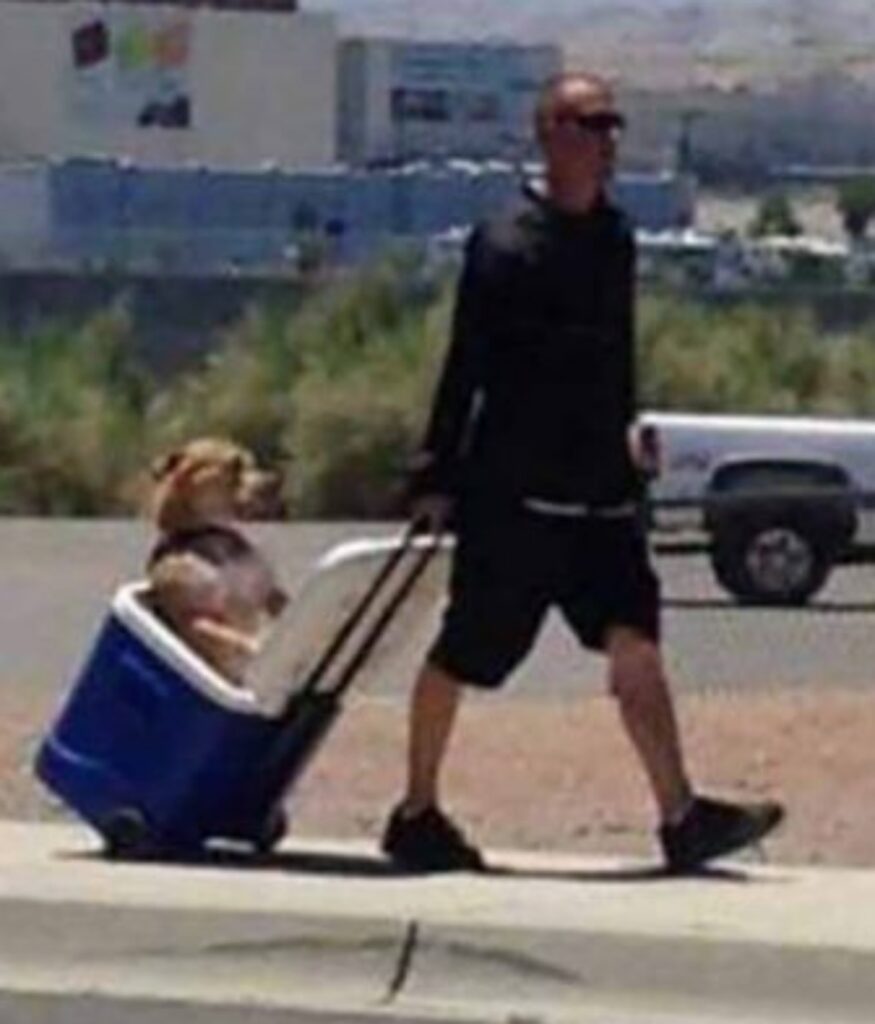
[151, 450, 183, 481]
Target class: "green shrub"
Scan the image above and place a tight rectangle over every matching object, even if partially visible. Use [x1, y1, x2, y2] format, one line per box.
[639, 295, 829, 414]
[0, 261, 874, 518]
[146, 301, 298, 467]
[288, 285, 452, 517]
[0, 308, 150, 514]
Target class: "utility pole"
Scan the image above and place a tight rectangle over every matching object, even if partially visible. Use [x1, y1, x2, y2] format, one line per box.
[677, 109, 704, 175]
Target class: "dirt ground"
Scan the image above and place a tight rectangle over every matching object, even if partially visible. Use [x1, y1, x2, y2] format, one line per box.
[9, 687, 875, 868]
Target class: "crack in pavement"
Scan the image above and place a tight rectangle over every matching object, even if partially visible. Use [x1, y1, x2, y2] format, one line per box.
[383, 920, 418, 1002]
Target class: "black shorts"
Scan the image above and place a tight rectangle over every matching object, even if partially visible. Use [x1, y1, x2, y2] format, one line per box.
[428, 500, 661, 689]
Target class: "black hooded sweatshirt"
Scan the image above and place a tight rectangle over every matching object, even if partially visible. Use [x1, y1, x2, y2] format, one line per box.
[411, 186, 641, 508]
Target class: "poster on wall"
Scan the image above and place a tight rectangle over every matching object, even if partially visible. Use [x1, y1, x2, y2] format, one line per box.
[68, 7, 193, 129]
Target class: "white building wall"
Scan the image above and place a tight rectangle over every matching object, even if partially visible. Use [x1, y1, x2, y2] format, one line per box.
[194, 9, 336, 169]
[338, 39, 393, 166]
[0, 2, 336, 170]
[0, 5, 63, 160]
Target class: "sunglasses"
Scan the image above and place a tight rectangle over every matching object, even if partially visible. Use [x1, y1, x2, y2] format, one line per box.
[559, 111, 626, 135]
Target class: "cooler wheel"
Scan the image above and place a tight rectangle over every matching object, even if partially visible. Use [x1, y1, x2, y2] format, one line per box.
[254, 807, 288, 854]
[103, 807, 154, 860]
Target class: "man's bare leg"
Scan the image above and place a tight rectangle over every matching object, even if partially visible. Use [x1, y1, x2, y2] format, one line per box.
[606, 625, 693, 824]
[403, 660, 463, 815]
[383, 659, 484, 871]
[605, 625, 785, 871]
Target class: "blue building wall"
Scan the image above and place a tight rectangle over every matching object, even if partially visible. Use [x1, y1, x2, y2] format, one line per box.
[47, 159, 693, 270]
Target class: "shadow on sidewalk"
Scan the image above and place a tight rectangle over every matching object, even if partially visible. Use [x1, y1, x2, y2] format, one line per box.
[64, 844, 396, 877]
[485, 861, 767, 884]
[64, 843, 773, 885]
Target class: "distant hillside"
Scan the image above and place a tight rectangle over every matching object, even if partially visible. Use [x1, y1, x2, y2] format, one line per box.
[309, 0, 875, 89]
[308, 1, 875, 176]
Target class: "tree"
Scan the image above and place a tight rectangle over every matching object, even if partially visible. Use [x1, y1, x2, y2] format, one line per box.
[749, 191, 802, 238]
[836, 177, 875, 241]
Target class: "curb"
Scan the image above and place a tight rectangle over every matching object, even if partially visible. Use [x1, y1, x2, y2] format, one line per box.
[2, 822, 874, 1022]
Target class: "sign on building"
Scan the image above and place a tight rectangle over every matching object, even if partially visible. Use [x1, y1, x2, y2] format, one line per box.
[67, 6, 193, 130]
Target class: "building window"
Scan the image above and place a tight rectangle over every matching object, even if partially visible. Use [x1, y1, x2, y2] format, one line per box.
[391, 88, 450, 123]
[464, 92, 500, 123]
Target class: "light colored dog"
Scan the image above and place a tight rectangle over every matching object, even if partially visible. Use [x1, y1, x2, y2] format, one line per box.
[146, 437, 288, 684]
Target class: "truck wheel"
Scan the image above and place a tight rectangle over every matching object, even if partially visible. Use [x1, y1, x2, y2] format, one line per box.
[711, 516, 832, 606]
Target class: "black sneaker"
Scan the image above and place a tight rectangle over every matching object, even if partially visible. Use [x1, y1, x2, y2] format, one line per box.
[660, 795, 785, 874]
[381, 804, 486, 873]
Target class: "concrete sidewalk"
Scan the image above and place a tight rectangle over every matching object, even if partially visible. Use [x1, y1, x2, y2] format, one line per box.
[1, 821, 873, 1023]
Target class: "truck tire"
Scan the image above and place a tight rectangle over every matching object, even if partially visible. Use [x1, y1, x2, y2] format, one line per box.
[710, 511, 833, 606]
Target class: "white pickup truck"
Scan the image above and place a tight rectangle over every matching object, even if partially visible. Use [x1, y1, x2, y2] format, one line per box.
[638, 411, 875, 605]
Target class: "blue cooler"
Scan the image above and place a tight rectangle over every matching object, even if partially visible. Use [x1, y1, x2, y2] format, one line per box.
[36, 529, 441, 859]
[35, 583, 299, 857]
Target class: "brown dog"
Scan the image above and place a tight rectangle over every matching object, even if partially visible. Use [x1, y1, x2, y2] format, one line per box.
[146, 438, 288, 684]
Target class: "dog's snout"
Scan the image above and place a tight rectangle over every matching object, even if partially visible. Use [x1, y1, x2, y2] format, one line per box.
[237, 468, 285, 520]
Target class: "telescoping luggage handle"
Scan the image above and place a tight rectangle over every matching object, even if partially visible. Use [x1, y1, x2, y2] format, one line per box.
[285, 518, 441, 713]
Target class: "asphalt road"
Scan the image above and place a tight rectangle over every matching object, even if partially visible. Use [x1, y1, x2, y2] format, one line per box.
[1, 518, 874, 703]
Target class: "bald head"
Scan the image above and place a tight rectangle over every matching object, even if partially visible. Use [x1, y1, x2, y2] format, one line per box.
[534, 72, 619, 145]
[532, 71, 625, 211]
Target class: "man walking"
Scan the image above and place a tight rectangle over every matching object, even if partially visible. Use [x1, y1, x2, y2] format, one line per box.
[382, 72, 784, 873]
